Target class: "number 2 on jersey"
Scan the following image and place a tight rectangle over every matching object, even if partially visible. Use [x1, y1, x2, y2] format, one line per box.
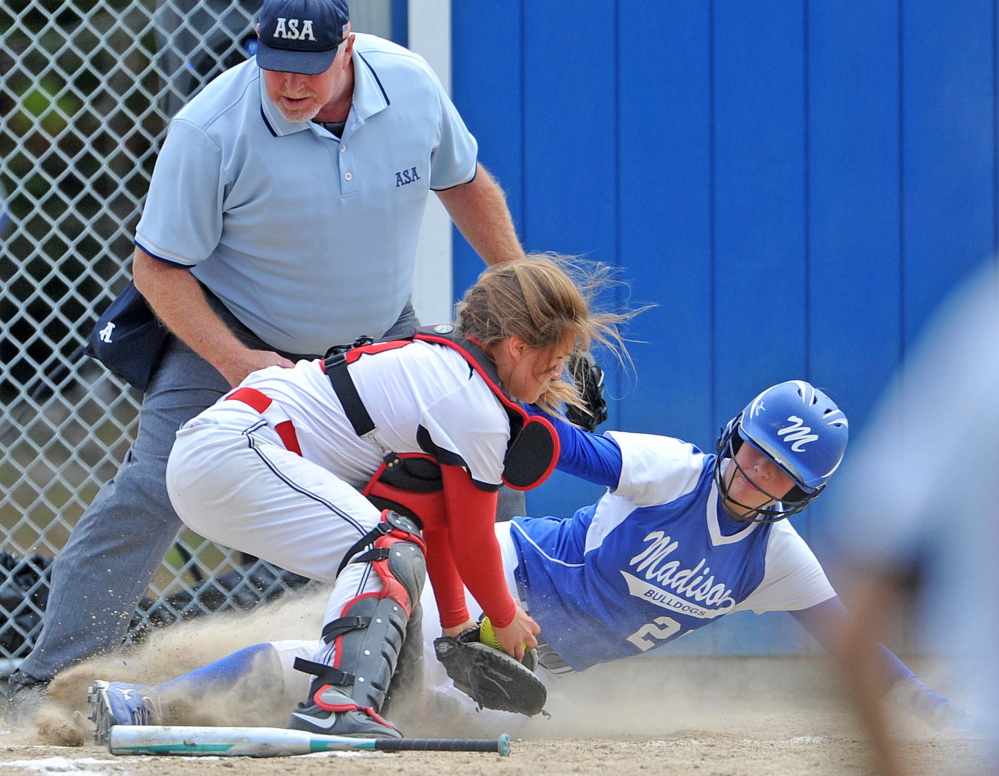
[627, 616, 682, 651]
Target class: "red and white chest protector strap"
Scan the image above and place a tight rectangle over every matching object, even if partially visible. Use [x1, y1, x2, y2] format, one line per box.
[322, 325, 560, 490]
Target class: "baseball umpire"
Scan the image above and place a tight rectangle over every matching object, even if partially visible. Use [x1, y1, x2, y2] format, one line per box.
[6, 0, 528, 716]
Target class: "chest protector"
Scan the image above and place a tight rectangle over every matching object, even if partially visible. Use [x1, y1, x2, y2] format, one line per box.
[321, 325, 560, 522]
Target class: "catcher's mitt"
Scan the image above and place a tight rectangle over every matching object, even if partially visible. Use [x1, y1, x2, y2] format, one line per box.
[433, 626, 547, 716]
[565, 351, 608, 432]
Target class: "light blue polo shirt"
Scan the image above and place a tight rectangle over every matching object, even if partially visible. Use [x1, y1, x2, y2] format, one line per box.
[135, 33, 478, 355]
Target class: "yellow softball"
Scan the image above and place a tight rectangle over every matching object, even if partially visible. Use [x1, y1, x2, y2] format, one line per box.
[478, 616, 506, 651]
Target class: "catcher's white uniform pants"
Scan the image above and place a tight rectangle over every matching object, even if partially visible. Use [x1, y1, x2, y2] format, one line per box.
[165, 400, 385, 661]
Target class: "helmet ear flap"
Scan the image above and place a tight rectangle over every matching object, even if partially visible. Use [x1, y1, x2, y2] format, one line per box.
[783, 485, 807, 504]
[769, 481, 824, 518]
[781, 484, 812, 506]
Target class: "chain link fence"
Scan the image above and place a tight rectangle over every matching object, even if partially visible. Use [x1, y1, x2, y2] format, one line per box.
[1, 0, 393, 669]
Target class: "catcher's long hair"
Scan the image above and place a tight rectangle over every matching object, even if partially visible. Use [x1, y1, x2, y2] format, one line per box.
[455, 253, 637, 415]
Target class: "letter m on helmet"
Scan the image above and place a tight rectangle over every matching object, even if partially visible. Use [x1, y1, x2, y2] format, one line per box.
[777, 415, 818, 452]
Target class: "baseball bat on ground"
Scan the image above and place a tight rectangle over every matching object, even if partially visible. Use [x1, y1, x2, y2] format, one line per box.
[107, 725, 511, 757]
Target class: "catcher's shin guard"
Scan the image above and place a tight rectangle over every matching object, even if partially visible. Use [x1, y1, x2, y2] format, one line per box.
[289, 511, 426, 739]
[382, 600, 425, 720]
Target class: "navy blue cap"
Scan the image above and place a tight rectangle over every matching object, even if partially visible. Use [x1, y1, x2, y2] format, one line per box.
[256, 0, 350, 75]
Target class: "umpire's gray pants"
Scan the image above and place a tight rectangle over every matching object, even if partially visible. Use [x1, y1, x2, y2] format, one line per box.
[19, 300, 531, 682]
[19, 302, 526, 681]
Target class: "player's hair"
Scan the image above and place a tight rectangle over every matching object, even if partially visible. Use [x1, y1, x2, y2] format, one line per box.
[455, 253, 636, 414]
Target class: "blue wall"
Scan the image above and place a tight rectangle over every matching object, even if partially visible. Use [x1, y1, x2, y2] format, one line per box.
[450, 2, 998, 653]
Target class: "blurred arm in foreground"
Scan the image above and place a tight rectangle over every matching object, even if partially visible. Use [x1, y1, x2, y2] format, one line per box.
[830, 262, 999, 775]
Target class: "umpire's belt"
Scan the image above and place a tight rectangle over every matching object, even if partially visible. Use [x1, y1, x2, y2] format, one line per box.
[224, 387, 303, 455]
[321, 355, 375, 438]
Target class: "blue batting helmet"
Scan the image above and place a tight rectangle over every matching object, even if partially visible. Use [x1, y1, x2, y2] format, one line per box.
[715, 380, 849, 521]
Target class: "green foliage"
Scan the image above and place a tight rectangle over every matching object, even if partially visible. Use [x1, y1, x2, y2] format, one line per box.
[7, 78, 83, 135]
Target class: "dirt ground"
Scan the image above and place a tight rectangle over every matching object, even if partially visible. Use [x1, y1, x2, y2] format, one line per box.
[0, 699, 988, 776]
[0, 592, 990, 776]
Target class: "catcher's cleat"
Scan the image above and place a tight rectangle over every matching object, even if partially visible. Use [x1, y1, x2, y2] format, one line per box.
[288, 686, 402, 739]
[88, 680, 161, 745]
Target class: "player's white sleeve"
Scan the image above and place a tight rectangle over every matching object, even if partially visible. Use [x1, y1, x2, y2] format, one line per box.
[606, 431, 705, 507]
[736, 521, 836, 614]
[420, 379, 509, 487]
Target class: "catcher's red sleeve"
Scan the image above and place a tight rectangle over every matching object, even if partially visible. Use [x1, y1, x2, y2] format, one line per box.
[423, 523, 471, 629]
[439, 464, 517, 629]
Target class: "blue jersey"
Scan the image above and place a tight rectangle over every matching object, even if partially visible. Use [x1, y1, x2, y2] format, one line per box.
[510, 431, 834, 670]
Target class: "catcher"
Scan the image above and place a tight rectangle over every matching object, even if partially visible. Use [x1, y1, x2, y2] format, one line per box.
[88, 380, 971, 741]
[149, 253, 636, 742]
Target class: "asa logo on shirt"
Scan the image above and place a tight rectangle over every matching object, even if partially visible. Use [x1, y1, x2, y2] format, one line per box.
[395, 167, 421, 187]
[623, 530, 736, 618]
[271, 18, 317, 41]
